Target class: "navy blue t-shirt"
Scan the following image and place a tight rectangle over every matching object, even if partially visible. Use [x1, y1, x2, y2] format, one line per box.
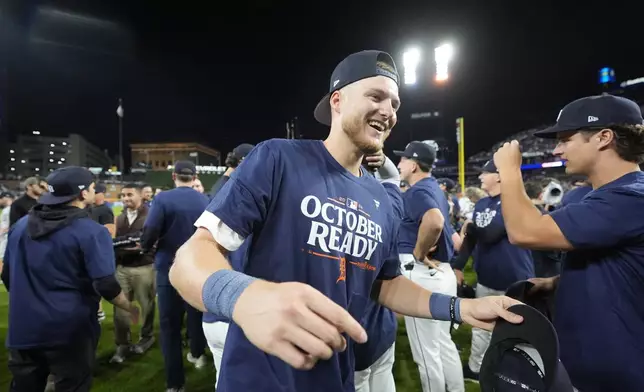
[472, 195, 534, 291]
[354, 182, 403, 371]
[398, 177, 455, 262]
[200, 139, 401, 392]
[4, 216, 115, 348]
[142, 186, 209, 270]
[549, 172, 644, 392]
[560, 185, 592, 207]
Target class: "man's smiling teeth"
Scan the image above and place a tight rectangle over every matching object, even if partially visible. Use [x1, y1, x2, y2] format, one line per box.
[368, 120, 386, 132]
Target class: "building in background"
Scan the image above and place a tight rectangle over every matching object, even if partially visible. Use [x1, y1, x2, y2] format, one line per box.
[130, 142, 221, 172]
[5, 132, 112, 177]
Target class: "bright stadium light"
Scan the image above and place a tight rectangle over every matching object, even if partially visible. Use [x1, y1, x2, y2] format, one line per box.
[402, 47, 421, 85]
[435, 43, 454, 82]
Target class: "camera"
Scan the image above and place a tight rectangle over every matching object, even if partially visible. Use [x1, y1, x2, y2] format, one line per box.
[541, 181, 564, 206]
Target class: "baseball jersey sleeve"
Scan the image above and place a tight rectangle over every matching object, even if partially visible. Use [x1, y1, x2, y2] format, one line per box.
[196, 141, 278, 252]
[549, 188, 644, 249]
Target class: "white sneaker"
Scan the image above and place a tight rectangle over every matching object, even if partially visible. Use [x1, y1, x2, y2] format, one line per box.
[186, 353, 207, 369]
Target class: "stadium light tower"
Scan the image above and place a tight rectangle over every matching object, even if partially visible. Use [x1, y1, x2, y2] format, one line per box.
[402, 47, 421, 85]
[434, 43, 454, 82]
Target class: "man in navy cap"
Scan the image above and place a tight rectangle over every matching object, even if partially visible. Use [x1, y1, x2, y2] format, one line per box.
[455, 159, 535, 382]
[141, 160, 210, 392]
[1, 166, 139, 392]
[493, 94, 644, 392]
[209, 143, 255, 197]
[169, 50, 523, 392]
[396, 141, 464, 392]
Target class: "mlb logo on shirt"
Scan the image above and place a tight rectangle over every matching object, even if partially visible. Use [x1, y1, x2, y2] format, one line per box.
[346, 198, 359, 210]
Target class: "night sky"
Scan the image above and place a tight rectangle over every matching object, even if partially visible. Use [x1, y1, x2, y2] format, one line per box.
[2, 0, 642, 165]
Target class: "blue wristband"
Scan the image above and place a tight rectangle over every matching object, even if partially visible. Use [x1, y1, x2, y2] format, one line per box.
[202, 270, 257, 320]
[429, 293, 462, 323]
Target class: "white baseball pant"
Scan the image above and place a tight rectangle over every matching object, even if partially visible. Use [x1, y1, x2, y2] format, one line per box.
[202, 321, 229, 388]
[400, 254, 464, 392]
[354, 343, 396, 392]
[468, 283, 504, 373]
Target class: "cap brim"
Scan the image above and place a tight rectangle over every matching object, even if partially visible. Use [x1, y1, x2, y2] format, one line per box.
[38, 192, 77, 206]
[314, 93, 332, 126]
[393, 150, 407, 157]
[480, 304, 574, 392]
[533, 124, 569, 139]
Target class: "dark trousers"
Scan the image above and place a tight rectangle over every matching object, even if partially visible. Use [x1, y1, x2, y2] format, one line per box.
[157, 268, 206, 389]
[8, 334, 98, 392]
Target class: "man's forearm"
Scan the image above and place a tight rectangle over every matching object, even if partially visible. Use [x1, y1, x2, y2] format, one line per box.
[499, 168, 543, 241]
[170, 229, 233, 312]
[378, 276, 432, 318]
[413, 220, 442, 259]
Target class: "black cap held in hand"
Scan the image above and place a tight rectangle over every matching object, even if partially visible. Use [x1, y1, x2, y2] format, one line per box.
[39, 166, 95, 206]
[314, 50, 399, 126]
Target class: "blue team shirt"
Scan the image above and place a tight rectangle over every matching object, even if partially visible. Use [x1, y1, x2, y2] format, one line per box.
[354, 182, 403, 371]
[398, 176, 455, 262]
[472, 195, 534, 290]
[205, 139, 401, 392]
[142, 186, 209, 270]
[560, 185, 592, 206]
[4, 216, 115, 348]
[549, 172, 644, 392]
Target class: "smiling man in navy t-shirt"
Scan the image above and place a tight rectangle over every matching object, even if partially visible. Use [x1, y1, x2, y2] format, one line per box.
[494, 94, 644, 392]
[169, 50, 523, 392]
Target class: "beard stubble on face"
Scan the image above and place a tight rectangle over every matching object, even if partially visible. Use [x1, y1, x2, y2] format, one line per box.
[341, 112, 386, 155]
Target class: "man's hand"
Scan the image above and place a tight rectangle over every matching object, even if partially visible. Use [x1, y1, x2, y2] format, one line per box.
[363, 150, 386, 171]
[459, 296, 523, 331]
[493, 140, 523, 172]
[232, 280, 367, 370]
[422, 257, 442, 270]
[527, 276, 558, 295]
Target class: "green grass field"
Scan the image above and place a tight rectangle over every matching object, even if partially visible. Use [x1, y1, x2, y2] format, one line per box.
[0, 262, 480, 392]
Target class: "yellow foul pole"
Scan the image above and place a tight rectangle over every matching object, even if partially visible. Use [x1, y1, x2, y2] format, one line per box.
[456, 117, 465, 192]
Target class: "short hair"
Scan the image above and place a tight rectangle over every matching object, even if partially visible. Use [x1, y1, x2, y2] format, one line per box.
[415, 160, 432, 173]
[524, 180, 543, 200]
[581, 123, 644, 163]
[23, 177, 40, 189]
[176, 174, 194, 183]
[141, 183, 152, 190]
[122, 183, 142, 191]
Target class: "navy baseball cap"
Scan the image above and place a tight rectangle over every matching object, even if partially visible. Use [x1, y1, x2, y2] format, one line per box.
[232, 143, 254, 159]
[534, 94, 644, 139]
[394, 141, 436, 166]
[39, 166, 95, 206]
[95, 183, 107, 194]
[478, 160, 498, 173]
[174, 160, 197, 176]
[437, 178, 456, 191]
[314, 50, 400, 126]
[0, 191, 13, 199]
[480, 304, 575, 392]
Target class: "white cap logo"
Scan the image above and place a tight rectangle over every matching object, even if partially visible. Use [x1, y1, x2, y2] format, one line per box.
[588, 116, 599, 122]
[556, 109, 563, 121]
